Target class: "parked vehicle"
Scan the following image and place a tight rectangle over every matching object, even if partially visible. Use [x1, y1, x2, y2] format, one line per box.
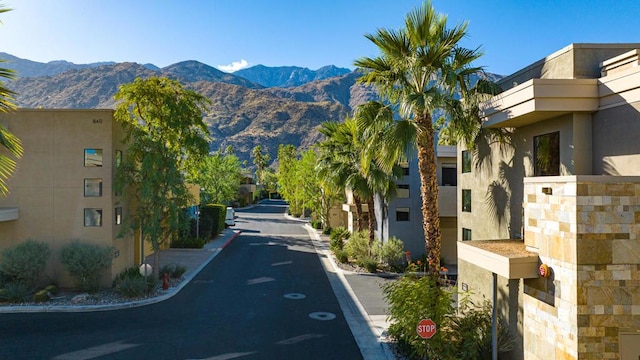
[225, 207, 236, 227]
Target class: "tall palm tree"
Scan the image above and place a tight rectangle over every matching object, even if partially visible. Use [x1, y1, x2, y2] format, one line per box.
[354, 1, 483, 275]
[318, 109, 401, 244]
[0, 3, 23, 196]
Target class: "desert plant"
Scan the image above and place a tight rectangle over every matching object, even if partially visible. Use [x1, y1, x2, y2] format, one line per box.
[159, 263, 187, 278]
[334, 249, 349, 264]
[44, 284, 58, 295]
[329, 226, 350, 251]
[60, 242, 114, 293]
[383, 271, 455, 359]
[33, 289, 50, 303]
[344, 231, 370, 262]
[115, 276, 148, 298]
[0, 282, 31, 303]
[0, 239, 50, 289]
[359, 256, 378, 273]
[379, 237, 405, 268]
[322, 226, 332, 235]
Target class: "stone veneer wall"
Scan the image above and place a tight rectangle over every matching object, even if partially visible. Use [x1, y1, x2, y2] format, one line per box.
[522, 176, 640, 360]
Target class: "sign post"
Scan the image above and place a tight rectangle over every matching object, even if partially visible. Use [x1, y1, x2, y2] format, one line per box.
[417, 318, 436, 360]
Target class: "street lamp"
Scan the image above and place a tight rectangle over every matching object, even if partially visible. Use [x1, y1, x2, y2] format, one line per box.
[195, 207, 200, 239]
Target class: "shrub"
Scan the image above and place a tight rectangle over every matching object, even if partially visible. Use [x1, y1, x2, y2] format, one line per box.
[0, 240, 50, 289]
[344, 231, 370, 262]
[201, 204, 227, 236]
[359, 257, 378, 273]
[33, 289, 50, 303]
[170, 237, 205, 249]
[159, 263, 187, 278]
[311, 219, 322, 229]
[115, 276, 148, 298]
[329, 227, 350, 251]
[383, 273, 454, 359]
[0, 282, 31, 303]
[379, 237, 405, 268]
[45, 284, 58, 296]
[60, 242, 114, 293]
[334, 249, 349, 264]
[322, 226, 332, 235]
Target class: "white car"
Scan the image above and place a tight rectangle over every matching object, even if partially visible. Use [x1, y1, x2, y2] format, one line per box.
[225, 207, 236, 227]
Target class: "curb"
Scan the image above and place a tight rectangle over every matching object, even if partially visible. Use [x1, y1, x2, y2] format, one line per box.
[0, 230, 242, 314]
[303, 224, 395, 360]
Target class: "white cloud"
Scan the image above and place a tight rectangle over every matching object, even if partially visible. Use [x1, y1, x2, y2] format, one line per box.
[217, 59, 249, 72]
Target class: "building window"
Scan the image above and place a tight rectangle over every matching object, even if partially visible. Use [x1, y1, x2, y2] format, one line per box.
[400, 165, 409, 176]
[84, 178, 103, 197]
[396, 208, 409, 221]
[115, 150, 122, 168]
[441, 163, 457, 186]
[115, 207, 122, 225]
[397, 184, 409, 198]
[84, 149, 103, 167]
[462, 228, 472, 241]
[462, 189, 471, 212]
[534, 132, 560, 176]
[462, 150, 471, 173]
[84, 208, 102, 227]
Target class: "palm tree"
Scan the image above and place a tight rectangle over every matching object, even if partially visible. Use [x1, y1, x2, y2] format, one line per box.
[317, 108, 401, 244]
[0, 3, 23, 196]
[354, 1, 483, 275]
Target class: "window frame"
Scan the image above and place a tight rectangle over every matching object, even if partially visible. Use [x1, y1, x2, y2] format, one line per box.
[462, 150, 471, 173]
[84, 148, 103, 167]
[84, 208, 103, 227]
[396, 207, 410, 222]
[462, 189, 471, 212]
[533, 131, 560, 176]
[462, 228, 472, 241]
[84, 178, 103, 197]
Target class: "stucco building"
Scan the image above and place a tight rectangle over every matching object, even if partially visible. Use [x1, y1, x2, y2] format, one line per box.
[457, 44, 640, 359]
[0, 109, 142, 288]
[343, 145, 458, 265]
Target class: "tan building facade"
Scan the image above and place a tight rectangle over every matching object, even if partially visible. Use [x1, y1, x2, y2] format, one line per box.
[0, 109, 141, 288]
[457, 44, 640, 359]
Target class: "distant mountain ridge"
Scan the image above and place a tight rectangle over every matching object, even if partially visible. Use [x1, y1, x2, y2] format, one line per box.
[234, 64, 352, 88]
[0, 52, 502, 166]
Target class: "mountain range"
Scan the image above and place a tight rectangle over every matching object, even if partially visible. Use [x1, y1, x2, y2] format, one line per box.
[0, 53, 499, 166]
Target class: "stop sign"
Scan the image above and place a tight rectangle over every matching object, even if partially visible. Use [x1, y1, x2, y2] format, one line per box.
[417, 318, 436, 339]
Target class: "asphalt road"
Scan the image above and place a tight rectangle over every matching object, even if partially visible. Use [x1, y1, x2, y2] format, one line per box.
[0, 201, 363, 360]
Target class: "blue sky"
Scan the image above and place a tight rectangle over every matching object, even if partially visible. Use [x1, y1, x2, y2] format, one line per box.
[1, 0, 639, 76]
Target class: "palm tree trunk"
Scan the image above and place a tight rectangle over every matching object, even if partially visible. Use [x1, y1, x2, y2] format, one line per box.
[416, 113, 442, 276]
[366, 196, 376, 247]
[353, 195, 364, 232]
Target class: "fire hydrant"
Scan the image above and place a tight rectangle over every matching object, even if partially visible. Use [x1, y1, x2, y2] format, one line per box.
[162, 272, 170, 290]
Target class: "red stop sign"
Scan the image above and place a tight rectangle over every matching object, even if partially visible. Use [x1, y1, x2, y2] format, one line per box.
[417, 318, 436, 339]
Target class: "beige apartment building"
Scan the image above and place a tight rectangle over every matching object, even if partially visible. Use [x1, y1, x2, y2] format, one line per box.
[0, 109, 144, 288]
[457, 44, 640, 359]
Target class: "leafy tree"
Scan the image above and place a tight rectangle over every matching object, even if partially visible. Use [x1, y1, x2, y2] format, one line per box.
[251, 145, 271, 185]
[317, 103, 401, 242]
[0, 4, 23, 196]
[354, 1, 483, 274]
[276, 144, 301, 214]
[114, 77, 210, 276]
[195, 146, 242, 205]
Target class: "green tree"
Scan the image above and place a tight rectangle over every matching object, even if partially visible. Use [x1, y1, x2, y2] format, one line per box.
[317, 108, 401, 242]
[196, 146, 242, 205]
[251, 145, 271, 185]
[354, 1, 483, 274]
[0, 4, 23, 196]
[276, 144, 301, 214]
[114, 77, 210, 276]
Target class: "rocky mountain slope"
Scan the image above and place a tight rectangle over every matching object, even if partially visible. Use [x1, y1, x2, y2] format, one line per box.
[3, 56, 368, 164]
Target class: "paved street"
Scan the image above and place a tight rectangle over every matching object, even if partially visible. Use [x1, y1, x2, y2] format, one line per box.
[0, 201, 363, 360]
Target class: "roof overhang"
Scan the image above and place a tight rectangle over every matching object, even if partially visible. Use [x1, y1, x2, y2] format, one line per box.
[457, 240, 540, 279]
[0, 207, 19, 222]
[480, 79, 599, 128]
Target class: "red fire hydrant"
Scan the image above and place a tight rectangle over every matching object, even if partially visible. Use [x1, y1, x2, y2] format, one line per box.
[162, 272, 170, 290]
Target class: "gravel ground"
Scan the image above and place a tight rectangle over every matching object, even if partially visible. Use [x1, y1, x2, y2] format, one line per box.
[0, 277, 184, 308]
